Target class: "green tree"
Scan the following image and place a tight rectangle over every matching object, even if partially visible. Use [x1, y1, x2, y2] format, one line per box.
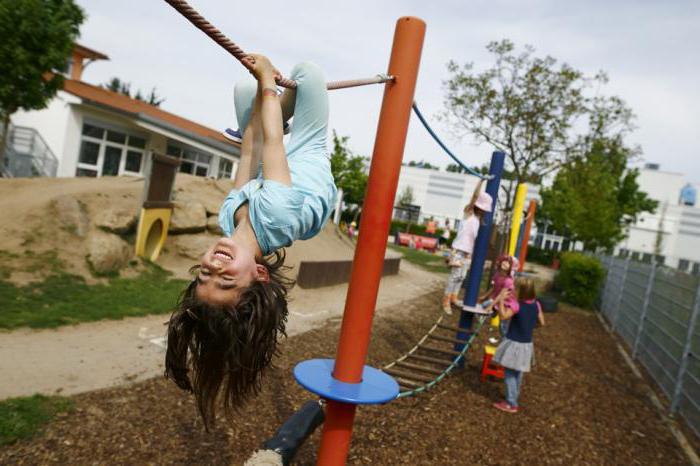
[540, 138, 657, 251]
[397, 186, 414, 206]
[407, 159, 438, 170]
[442, 39, 634, 205]
[0, 0, 84, 170]
[103, 78, 165, 107]
[330, 131, 368, 208]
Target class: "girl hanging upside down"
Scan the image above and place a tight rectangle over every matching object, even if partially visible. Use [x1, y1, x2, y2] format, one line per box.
[165, 55, 337, 429]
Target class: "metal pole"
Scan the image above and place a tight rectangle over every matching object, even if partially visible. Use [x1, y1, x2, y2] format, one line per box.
[508, 183, 528, 255]
[454, 151, 505, 348]
[612, 257, 630, 332]
[632, 260, 656, 359]
[517, 200, 537, 272]
[316, 17, 425, 466]
[670, 280, 700, 413]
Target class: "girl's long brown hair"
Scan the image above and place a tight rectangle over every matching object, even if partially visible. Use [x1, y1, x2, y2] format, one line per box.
[165, 251, 293, 429]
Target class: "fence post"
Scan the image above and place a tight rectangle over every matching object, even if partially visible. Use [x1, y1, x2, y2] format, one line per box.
[598, 255, 612, 314]
[632, 260, 656, 359]
[612, 257, 631, 332]
[670, 281, 700, 413]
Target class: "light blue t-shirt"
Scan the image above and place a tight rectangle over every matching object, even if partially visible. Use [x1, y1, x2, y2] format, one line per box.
[218, 153, 337, 256]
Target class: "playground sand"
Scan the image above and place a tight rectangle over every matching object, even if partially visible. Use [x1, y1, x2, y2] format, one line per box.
[1, 290, 696, 465]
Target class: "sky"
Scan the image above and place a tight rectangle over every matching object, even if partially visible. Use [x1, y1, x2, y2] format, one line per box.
[76, 0, 699, 182]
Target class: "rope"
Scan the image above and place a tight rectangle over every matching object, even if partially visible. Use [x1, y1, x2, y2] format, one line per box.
[163, 0, 393, 90]
[383, 312, 487, 398]
[411, 102, 492, 180]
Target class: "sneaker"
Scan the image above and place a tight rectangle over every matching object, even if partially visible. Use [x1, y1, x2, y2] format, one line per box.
[488, 337, 499, 345]
[443, 303, 453, 315]
[462, 304, 491, 315]
[222, 122, 291, 144]
[493, 401, 518, 413]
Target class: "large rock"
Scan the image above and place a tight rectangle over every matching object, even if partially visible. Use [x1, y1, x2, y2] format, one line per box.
[52, 195, 89, 237]
[176, 191, 223, 216]
[169, 201, 207, 234]
[86, 231, 132, 275]
[95, 208, 138, 235]
[207, 215, 223, 235]
[172, 234, 212, 260]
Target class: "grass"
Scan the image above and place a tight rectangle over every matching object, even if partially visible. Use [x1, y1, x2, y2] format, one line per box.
[0, 264, 188, 329]
[388, 244, 449, 274]
[0, 395, 73, 445]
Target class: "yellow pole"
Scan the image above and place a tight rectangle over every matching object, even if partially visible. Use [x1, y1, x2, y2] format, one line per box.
[508, 183, 528, 256]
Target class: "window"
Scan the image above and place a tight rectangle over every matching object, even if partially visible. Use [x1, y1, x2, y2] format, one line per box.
[692, 263, 700, 276]
[166, 142, 212, 177]
[218, 158, 233, 179]
[642, 253, 652, 264]
[544, 239, 551, 250]
[76, 121, 147, 177]
[679, 259, 690, 272]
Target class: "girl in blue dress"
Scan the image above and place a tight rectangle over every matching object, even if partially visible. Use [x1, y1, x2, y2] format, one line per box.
[492, 277, 546, 413]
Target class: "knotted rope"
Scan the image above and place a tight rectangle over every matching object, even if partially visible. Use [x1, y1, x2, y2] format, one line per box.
[163, 0, 392, 90]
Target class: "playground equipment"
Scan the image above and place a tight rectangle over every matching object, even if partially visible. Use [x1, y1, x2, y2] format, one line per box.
[508, 183, 528, 256]
[162, 1, 508, 463]
[518, 200, 537, 272]
[134, 153, 180, 261]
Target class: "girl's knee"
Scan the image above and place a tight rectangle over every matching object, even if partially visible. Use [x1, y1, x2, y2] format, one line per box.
[290, 61, 325, 82]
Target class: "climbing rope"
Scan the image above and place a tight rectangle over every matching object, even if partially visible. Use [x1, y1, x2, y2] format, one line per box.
[163, 0, 393, 90]
[411, 102, 492, 180]
[383, 311, 487, 398]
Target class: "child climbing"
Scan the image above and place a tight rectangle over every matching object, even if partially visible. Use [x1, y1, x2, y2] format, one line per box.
[492, 277, 545, 413]
[442, 183, 492, 314]
[165, 56, 337, 428]
[477, 255, 518, 327]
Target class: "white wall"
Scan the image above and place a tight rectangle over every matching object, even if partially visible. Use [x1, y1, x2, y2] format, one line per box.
[10, 91, 80, 176]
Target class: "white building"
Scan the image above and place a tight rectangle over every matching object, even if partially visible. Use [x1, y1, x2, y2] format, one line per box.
[394, 162, 700, 272]
[616, 164, 700, 272]
[5, 44, 240, 179]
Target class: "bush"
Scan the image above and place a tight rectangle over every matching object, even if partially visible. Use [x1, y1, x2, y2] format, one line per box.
[555, 252, 605, 308]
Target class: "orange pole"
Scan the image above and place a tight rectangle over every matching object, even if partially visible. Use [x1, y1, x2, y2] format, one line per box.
[316, 17, 425, 466]
[518, 200, 537, 272]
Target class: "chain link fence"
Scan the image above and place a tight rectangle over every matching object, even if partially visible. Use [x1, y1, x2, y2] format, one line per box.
[598, 256, 700, 438]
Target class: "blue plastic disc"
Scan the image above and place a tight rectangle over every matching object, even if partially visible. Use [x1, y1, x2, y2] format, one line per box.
[293, 359, 399, 405]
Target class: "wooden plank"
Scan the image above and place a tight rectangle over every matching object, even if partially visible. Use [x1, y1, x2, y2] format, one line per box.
[384, 368, 434, 384]
[395, 361, 443, 376]
[406, 353, 455, 366]
[428, 334, 469, 345]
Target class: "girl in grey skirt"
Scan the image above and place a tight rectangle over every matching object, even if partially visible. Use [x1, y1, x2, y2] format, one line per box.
[492, 277, 545, 413]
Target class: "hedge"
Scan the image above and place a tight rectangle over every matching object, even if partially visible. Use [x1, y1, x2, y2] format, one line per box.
[555, 252, 605, 308]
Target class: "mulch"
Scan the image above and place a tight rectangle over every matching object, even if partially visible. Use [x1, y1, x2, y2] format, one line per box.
[1, 288, 695, 465]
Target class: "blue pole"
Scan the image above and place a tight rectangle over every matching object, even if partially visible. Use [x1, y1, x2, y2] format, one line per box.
[454, 151, 505, 354]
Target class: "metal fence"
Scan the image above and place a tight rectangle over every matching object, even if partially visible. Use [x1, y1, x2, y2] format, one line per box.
[598, 255, 700, 438]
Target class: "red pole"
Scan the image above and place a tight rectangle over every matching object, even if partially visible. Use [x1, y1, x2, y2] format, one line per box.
[316, 17, 425, 466]
[518, 200, 537, 272]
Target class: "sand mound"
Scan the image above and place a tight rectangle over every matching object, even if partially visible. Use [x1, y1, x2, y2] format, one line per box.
[0, 174, 395, 283]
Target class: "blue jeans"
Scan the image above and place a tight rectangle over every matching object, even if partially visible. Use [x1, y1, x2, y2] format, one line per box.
[504, 368, 523, 407]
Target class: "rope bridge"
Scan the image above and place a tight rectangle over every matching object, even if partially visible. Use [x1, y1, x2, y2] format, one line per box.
[163, 0, 393, 90]
[383, 311, 487, 397]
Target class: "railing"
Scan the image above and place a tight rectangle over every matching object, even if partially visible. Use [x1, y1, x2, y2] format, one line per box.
[0, 124, 58, 177]
[598, 255, 700, 438]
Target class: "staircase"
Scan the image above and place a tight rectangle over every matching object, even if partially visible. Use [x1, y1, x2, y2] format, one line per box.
[1, 124, 58, 177]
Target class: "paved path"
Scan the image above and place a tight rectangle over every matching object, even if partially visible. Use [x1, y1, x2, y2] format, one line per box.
[0, 261, 442, 399]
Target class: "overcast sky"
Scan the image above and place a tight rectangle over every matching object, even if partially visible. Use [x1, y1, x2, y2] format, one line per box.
[76, 0, 699, 182]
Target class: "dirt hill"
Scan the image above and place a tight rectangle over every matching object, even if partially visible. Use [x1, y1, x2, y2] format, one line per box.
[0, 174, 394, 284]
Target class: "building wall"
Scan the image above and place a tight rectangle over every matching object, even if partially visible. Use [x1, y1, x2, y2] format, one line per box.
[10, 91, 80, 176]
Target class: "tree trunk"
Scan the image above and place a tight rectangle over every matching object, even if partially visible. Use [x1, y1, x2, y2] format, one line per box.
[0, 112, 10, 176]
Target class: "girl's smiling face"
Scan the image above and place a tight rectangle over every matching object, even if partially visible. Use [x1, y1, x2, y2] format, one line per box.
[499, 257, 512, 273]
[195, 238, 267, 306]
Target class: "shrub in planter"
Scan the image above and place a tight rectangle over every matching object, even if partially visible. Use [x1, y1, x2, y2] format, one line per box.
[555, 252, 605, 308]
